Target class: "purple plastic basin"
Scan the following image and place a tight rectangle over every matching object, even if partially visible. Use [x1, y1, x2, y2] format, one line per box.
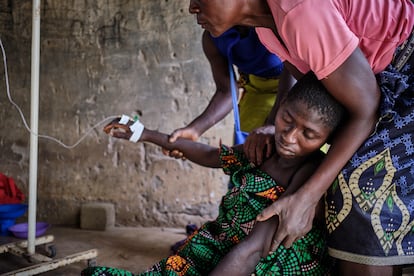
[0, 204, 28, 220]
[8, 222, 49, 239]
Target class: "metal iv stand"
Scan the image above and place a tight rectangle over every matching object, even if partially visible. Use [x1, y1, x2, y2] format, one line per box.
[0, 1, 97, 275]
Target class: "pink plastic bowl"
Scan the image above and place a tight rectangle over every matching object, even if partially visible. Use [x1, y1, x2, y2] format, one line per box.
[8, 222, 49, 239]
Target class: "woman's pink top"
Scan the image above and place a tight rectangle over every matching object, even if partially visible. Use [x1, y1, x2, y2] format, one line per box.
[256, 0, 414, 79]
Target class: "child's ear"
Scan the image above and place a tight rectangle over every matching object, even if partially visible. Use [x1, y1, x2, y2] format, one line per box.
[326, 123, 343, 146]
[326, 135, 334, 146]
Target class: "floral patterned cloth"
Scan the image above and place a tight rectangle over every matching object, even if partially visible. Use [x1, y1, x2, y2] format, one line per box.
[82, 145, 331, 276]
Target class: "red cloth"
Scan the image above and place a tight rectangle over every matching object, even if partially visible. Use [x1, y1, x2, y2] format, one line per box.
[0, 173, 25, 204]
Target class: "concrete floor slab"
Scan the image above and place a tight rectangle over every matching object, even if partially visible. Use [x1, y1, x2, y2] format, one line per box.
[0, 226, 186, 275]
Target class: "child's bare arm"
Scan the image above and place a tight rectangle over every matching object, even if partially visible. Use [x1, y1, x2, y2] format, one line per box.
[210, 217, 279, 276]
[141, 129, 221, 168]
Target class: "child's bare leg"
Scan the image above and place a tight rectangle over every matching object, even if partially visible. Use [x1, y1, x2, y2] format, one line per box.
[336, 260, 402, 276]
[209, 217, 278, 276]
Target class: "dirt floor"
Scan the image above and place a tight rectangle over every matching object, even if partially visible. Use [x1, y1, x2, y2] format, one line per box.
[1, 225, 414, 276]
[0, 225, 187, 275]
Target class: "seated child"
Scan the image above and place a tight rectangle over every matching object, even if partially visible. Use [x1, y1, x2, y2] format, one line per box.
[82, 73, 345, 276]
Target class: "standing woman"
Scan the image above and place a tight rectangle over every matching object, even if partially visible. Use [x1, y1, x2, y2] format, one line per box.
[189, 0, 414, 274]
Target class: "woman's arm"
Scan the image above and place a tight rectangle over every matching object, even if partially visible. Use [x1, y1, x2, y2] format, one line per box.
[168, 31, 233, 142]
[265, 62, 300, 124]
[258, 47, 380, 248]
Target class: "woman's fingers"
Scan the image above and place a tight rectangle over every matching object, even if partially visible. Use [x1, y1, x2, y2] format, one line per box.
[168, 129, 182, 143]
[269, 234, 284, 253]
[243, 125, 276, 165]
[257, 201, 280, 222]
[265, 140, 274, 159]
[260, 194, 316, 253]
[269, 233, 301, 253]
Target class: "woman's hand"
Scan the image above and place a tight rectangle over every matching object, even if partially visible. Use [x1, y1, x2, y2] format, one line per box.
[162, 127, 200, 159]
[243, 125, 276, 165]
[257, 191, 316, 251]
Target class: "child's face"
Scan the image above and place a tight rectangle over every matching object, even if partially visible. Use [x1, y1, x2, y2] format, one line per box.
[274, 100, 332, 159]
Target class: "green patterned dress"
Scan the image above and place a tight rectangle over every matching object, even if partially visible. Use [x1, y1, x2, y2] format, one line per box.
[82, 145, 331, 276]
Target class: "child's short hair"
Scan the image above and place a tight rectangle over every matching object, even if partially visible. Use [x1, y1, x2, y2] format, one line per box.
[284, 73, 345, 130]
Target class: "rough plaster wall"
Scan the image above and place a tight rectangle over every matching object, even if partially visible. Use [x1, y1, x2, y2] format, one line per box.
[0, 1, 232, 227]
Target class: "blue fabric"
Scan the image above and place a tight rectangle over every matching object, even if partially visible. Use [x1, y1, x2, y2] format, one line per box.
[234, 130, 249, 145]
[228, 61, 249, 145]
[211, 27, 283, 78]
[326, 39, 414, 263]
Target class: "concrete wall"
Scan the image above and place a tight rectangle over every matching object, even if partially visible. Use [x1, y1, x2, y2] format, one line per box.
[0, 1, 232, 227]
